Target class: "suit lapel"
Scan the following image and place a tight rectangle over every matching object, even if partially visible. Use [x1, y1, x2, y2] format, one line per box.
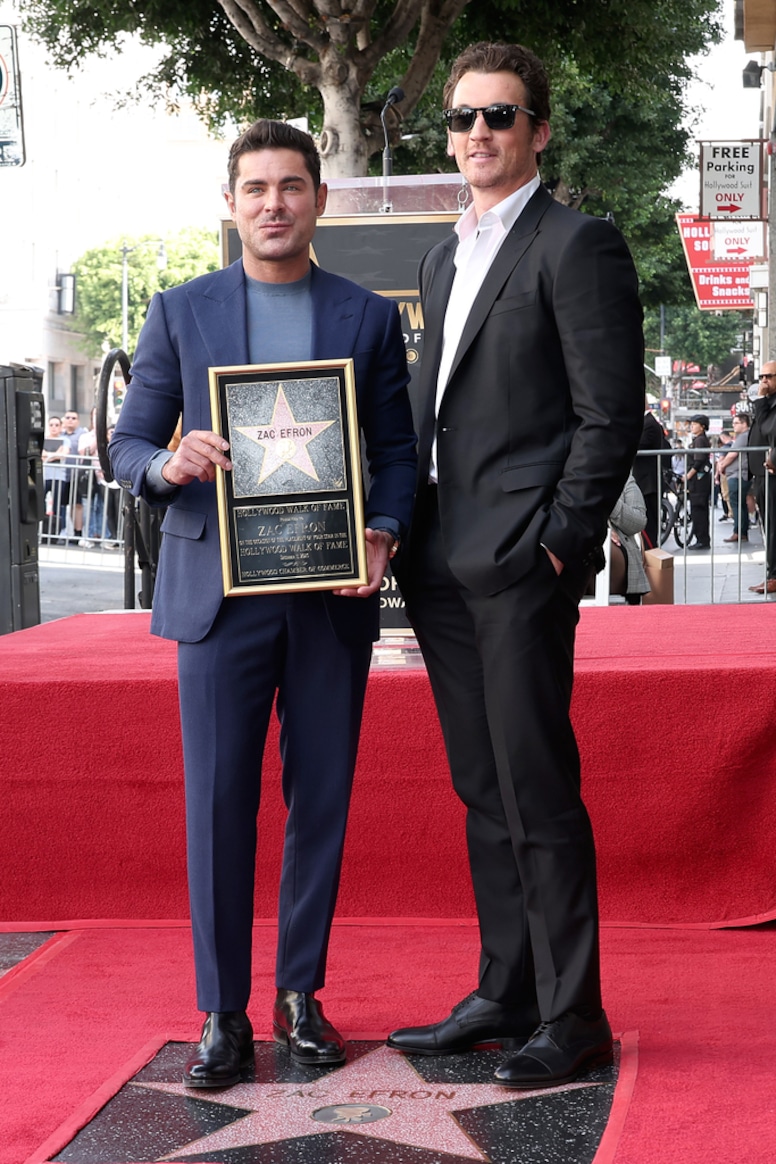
[417, 243, 456, 461]
[446, 186, 552, 385]
[187, 261, 249, 367]
[309, 265, 362, 359]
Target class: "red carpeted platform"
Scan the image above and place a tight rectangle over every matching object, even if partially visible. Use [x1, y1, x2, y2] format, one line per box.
[2, 920, 775, 1164]
[2, 605, 776, 927]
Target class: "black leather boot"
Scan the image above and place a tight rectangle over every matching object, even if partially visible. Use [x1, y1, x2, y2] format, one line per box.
[273, 989, 346, 1065]
[183, 1010, 254, 1088]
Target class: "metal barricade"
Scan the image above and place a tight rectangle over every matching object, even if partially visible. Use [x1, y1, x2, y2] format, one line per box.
[38, 348, 164, 611]
[634, 445, 772, 604]
[38, 407, 775, 609]
[40, 456, 125, 551]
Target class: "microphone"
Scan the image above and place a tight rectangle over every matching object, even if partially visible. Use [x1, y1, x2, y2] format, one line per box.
[381, 86, 405, 184]
[384, 85, 405, 108]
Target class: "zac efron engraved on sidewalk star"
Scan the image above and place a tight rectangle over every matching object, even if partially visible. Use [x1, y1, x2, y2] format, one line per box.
[138, 1044, 600, 1161]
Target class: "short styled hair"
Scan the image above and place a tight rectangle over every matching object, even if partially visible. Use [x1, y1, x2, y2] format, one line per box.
[443, 41, 551, 124]
[228, 119, 322, 195]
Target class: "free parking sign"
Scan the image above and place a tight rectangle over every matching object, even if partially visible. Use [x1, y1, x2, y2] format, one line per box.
[699, 140, 764, 219]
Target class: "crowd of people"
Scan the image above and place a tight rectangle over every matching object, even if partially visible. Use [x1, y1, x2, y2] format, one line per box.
[41, 408, 122, 547]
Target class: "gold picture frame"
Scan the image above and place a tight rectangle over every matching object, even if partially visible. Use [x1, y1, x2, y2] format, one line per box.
[209, 359, 367, 595]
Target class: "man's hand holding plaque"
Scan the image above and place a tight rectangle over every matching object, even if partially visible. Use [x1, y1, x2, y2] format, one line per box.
[162, 430, 233, 486]
[333, 527, 395, 598]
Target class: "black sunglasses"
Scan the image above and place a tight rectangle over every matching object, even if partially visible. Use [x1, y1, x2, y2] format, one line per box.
[443, 103, 536, 133]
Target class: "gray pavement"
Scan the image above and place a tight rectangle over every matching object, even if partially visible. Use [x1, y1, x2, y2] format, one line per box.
[34, 502, 774, 627]
[38, 543, 138, 623]
[663, 506, 771, 605]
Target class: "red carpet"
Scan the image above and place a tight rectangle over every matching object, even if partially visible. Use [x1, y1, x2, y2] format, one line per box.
[1, 919, 774, 1164]
[2, 605, 776, 926]
[2, 607, 776, 1161]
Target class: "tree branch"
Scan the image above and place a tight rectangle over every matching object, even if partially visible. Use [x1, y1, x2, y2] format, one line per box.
[217, 0, 322, 84]
[283, 0, 316, 20]
[263, 0, 323, 46]
[391, 0, 470, 111]
[356, 0, 424, 78]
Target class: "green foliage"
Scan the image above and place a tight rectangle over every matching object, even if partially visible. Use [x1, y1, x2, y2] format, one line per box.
[25, 0, 725, 307]
[644, 305, 754, 370]
[457, 0, 721, 92]
[23, 1, 723, 147]
[366, 50, 452, 176]
[70, 227, 220, 358]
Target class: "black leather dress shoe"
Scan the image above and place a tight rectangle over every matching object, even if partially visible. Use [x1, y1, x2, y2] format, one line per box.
[183, 1011, 254, 1088]
[493, 1010, 613, 1089]
[386, 992, 535, 1056]
[273, 989, 346, 1065]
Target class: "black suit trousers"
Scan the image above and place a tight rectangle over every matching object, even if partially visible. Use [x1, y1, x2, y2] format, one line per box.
[755, 474, 776, 577]
[687, 476, 711, 546]
[400, 487, 602, 1023]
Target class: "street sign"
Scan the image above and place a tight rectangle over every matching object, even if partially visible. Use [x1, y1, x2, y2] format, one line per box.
[654, 356, 672, 377]
[699, 140, 763, 219]
[712, 219, 766, 261]
[0, 25, 24, 167]
[676, 214, 756, 311]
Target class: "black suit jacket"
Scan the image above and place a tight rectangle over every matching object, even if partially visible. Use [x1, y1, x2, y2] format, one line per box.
[633, 411, 667, 498]
[749, 394, 776, 484]
[405, 185, 645, 596]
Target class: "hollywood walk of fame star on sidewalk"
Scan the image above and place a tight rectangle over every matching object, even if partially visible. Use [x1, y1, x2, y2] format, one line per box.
[236, 384, 336, 486]
[138, 1044, 602, 1161]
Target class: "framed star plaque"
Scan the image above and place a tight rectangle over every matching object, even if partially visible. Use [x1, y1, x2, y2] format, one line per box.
[209, 359, 368, 595]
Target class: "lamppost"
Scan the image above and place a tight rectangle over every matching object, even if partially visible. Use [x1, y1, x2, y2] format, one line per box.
[121, 239, 167, 353]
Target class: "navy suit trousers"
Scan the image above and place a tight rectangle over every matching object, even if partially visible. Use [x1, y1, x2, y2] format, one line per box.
[178, 591, 372, 1012]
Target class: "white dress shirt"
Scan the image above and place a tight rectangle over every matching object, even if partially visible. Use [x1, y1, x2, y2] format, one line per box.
[429, 174, 541, 483]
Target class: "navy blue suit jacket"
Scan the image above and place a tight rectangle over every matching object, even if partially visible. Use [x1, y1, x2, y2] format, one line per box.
[110, 260, 417, 644]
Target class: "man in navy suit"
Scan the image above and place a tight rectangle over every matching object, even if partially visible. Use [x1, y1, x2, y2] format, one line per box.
[110, 119, 416, 1089]
[388, 42, 644, 1088]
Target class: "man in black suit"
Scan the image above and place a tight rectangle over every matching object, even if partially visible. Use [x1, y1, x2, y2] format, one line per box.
[748, 360, 776, 593]
[388, 42, 644, 1088]
[633, 406, 668, 548]
[684, 413, 712, 550]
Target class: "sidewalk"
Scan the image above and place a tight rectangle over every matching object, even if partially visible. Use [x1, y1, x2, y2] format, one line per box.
[36, 511, 773, 626]
[664, 507, 771, 604]
[38, 542, 134, 623]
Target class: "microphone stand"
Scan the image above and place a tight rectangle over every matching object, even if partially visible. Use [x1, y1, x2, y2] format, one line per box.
[380, 86, 404, 213]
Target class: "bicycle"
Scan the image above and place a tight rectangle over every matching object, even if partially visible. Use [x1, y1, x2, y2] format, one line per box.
[660, 469, 693, 549]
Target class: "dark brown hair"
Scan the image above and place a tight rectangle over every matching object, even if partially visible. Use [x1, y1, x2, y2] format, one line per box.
[228, 119, 321, 195]
[443, 41, 550, 124]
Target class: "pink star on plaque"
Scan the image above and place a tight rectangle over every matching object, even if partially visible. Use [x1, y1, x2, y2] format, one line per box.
[137, 1044, 598, 1160]
[236, 384, 335, 486]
